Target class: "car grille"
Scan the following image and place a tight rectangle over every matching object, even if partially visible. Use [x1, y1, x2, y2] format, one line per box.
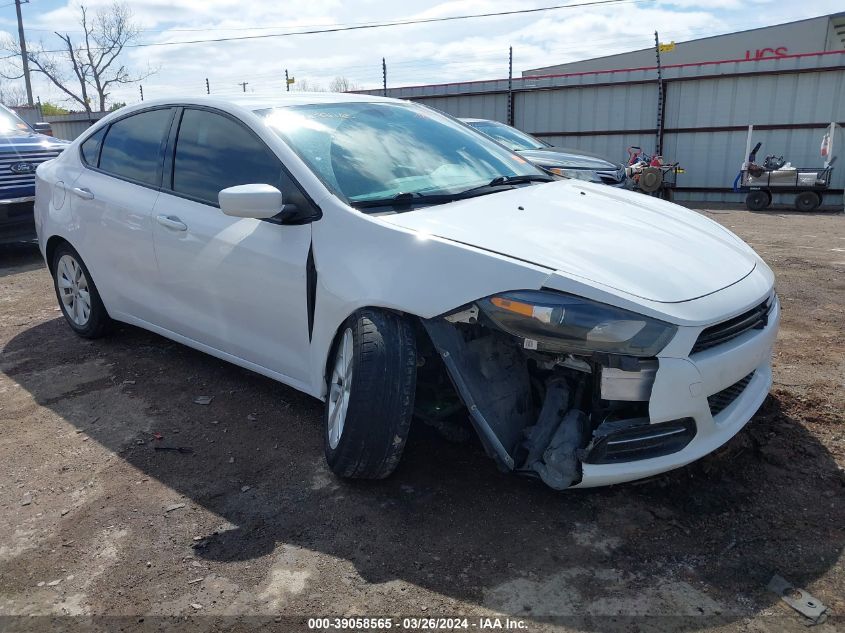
[0, 149, 62, 192]
[584, 418, 696, 464]
[708, 372, 754, 417]
[691, 297, 772, 354]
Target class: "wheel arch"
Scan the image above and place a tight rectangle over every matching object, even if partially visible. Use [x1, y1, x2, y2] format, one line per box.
[45, 234, 71, 272]
[44, 235, 114, 319]
[319, 305, 428, 399]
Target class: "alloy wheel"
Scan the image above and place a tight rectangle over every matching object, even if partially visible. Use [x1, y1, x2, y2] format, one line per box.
[327, 327, 354, 449]
[57, 254, 91, 326]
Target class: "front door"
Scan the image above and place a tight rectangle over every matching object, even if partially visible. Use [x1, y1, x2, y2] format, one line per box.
[151, 107, 313, 383]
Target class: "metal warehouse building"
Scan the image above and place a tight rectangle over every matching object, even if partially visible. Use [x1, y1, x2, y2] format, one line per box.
[363, 14, 845, 205]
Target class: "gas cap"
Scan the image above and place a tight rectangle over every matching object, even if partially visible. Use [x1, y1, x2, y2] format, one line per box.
[53, 181, 66, 210]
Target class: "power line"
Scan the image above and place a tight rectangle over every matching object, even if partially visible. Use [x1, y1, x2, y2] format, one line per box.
[16, 0, 648, 54]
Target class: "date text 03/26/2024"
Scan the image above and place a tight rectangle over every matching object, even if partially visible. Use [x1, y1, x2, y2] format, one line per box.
[307, 617, 529, 630]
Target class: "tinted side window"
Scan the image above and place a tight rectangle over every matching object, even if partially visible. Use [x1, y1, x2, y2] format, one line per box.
[172, 109, 284, 206]
[80, 127, 106, 167]
[99, 108, 173, 186]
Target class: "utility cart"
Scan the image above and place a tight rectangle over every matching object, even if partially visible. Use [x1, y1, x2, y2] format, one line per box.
[740, 163, 834, 211]
[626, 146, 683, 201]
[735, 124, 838, 212]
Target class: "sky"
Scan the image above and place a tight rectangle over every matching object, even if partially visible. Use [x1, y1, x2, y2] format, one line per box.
[0, 0, 840, 109]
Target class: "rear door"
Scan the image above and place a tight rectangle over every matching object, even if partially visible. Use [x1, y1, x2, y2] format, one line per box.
[151, 107, 314, 383]
[70, 107, 175, 322]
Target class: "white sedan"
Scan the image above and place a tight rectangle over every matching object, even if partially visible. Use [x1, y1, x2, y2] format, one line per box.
[34, 94, 779, 489]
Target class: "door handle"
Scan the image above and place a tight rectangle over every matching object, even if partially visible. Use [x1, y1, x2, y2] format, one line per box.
[156, 214, 188, 231]
[71, 187, 94, 200]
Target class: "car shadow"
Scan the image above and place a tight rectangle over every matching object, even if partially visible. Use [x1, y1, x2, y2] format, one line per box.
[2, 318, 843, 629]
[0, 242, 44, 278]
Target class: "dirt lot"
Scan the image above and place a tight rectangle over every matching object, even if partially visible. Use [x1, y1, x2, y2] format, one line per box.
[0, 208, 843, 633]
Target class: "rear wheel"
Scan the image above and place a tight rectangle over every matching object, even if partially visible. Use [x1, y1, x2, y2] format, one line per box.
[795, 191, 821, 212]
[745, 190, 771, 211]
[51, 243, 112, 338]
[324, 309, 417, 479]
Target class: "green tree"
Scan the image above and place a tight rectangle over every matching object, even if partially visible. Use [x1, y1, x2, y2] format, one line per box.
[40, 102, 70, 116]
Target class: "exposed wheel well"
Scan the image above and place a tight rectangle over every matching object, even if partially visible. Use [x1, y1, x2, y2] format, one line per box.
[322, 308, 430, 389]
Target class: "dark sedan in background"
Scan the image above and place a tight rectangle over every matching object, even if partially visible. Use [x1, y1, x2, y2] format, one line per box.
[0, 104, 67, 244]
[462, 118, 626, 187]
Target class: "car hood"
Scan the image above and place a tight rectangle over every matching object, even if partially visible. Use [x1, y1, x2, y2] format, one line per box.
[518, 147, 619, 171]
[379, 181, 757, 303]
[0, 133, 68, 152]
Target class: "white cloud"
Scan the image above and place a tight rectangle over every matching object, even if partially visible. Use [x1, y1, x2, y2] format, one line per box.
[0, 0, 840, 108]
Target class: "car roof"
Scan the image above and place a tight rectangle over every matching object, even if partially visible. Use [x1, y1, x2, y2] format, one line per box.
[460, 118, 492, 124]
[123, 92, 400, 114]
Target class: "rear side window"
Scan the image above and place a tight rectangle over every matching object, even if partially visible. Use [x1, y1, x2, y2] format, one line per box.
[80, 127, 106, 166]
[172, 109, 284, 206]
[98, 108, 174, 186]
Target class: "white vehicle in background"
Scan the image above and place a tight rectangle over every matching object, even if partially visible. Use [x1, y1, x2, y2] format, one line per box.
[34, 94, 779, 489]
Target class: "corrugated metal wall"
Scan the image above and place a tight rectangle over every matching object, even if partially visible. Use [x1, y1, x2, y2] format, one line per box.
[43, 112, 109, 141]
[362, 52, 845, 206]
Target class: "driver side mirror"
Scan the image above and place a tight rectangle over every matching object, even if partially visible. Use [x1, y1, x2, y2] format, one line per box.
[33, 121, 54, 136]
[218, 184, 283, 219]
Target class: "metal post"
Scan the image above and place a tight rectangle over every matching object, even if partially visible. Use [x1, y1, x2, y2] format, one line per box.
[285, 69, 290, 92]
[654, 31, 663, 157]
[139, 85, 144, 101]
[507, 46, 514, 126]
[14, 0, 33, 106]
[205, 78, 210, 94]
[382, 58, 387, 97]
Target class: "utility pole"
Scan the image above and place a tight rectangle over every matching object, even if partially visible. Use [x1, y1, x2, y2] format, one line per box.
[139, 85, 144, 101]
[14, 0, 33, 106]
[654, 31, 664, 157]
[205, 78, 210, 94]
[239, 81, 248, 92]
[382, 58, 387, 97]
[507, 46, 513, 126]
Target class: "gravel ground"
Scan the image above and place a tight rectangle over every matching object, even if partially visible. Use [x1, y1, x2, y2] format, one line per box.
[0, 207, 843, 633]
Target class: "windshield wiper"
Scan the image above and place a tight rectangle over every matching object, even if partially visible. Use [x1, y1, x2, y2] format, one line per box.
[350, 174, 554, 211]
[486, 174, 554, 186]
[351, 191, 453, 210]
[454, 174, 553, 197]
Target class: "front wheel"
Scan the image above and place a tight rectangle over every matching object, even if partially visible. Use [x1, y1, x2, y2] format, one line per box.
[51, 243, 112, 339]
[745, 190, 771, 211]
[324, 309, 417, 479]
[794, 191, 821, 212]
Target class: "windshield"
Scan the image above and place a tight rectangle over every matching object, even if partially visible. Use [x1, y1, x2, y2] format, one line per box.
[258, 102, 544, 207]
[0, 106, 33, 135]
[467, 121, 547, 151]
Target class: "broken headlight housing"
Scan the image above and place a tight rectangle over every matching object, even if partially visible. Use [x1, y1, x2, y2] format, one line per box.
[478, 290, 676, 357]
[546, 167, 602, 182]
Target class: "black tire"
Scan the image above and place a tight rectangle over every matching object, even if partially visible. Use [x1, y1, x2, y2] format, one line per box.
[51, 242, 112, 339]
[324, 309, 417, 479]
[745, 190, 770, 211]
[795, 191, 821, 212]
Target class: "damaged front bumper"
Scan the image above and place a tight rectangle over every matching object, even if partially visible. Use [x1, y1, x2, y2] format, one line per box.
[421, 291, 780, 490]
[579, 297, 779, 487]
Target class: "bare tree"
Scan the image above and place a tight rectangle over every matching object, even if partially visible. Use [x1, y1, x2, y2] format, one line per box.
[0, 81, 28, 107]
[293, 78, 325, 92]
[328, 76, 360, 93]
[2, 3, 152, 113]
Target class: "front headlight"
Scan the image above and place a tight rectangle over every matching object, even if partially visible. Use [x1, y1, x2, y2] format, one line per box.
[547, 167, 601, 182]
[477, 290, 676, 357]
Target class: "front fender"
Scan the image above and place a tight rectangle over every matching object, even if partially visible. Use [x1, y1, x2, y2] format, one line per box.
[307, 198, 553, 399]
